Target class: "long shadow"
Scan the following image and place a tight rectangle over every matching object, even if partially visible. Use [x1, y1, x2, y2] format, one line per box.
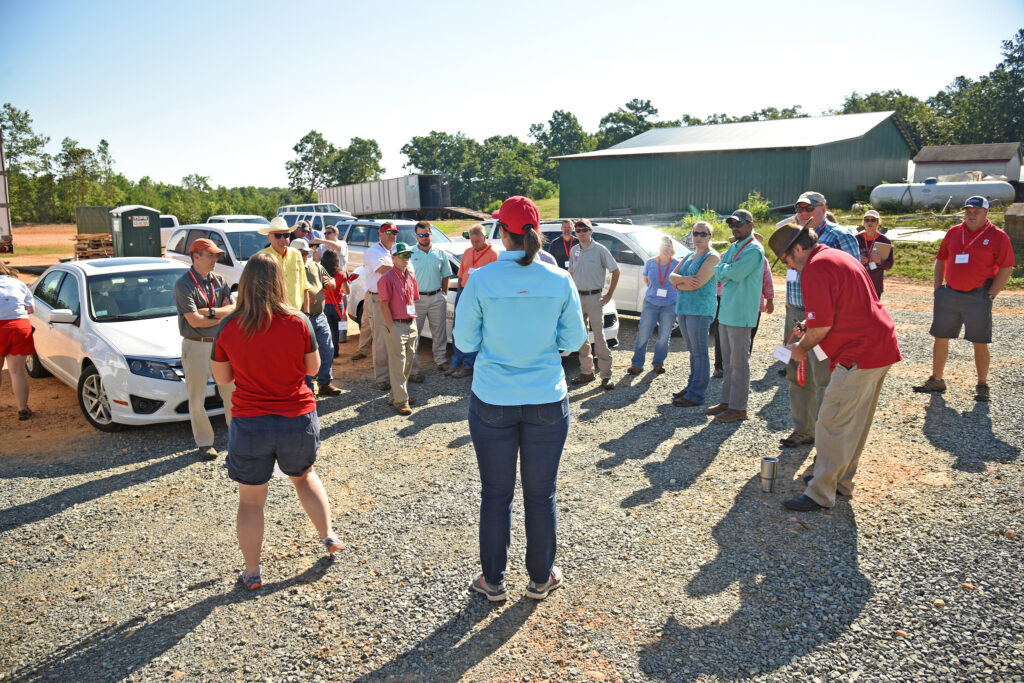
[355, 597, 537, 681]
[597, 403, 707, 470]
[0, 451, 196, 533]
[621, 418, 740, 507]
[752, 365, 791, 432]
[639, 475, 871, 680]
[396, 394, 469, 439]
[922, 394, 1020, 471]
[12, 558, 334, 682]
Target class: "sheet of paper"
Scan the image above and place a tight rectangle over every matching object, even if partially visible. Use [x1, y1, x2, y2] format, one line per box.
[786, 268, 798, 282]
[773, 345, 792, 363]
[812, 345, 828, 361]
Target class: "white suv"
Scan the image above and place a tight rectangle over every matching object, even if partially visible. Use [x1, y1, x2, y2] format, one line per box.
[164, 224, 269, 288]
[206, 214, 270, 224]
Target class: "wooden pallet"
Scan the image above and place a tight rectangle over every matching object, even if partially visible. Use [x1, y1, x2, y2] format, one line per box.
[73, 233, 113, 259]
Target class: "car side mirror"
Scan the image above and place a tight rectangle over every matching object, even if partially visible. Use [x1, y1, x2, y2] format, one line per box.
[462, 232, 469, 239]
[49, 308, 79, 325]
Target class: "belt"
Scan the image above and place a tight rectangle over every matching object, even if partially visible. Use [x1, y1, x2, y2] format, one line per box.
[392, 318, 413, 323]
[578, 289, 602, 296]
[367, 291, 380, 297]
[420, 289, 442, 296]
[185, 336, 215, 343]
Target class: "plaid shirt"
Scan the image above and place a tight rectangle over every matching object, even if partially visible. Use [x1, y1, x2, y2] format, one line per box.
[786, 221, 860, 308]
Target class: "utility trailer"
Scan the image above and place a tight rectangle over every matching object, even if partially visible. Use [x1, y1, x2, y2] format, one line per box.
[317, 174, 451, 218]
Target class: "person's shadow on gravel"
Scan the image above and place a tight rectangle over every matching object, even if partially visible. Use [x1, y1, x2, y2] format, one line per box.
[597, 403, 707, 470]
[638, 474, 871, 680]
[0, 451, 196, 533]
[11, 558, 335, 682]
[752, 365, 790, 432]
[620, 418, 740, 507]
[354, 597, 537, 681]
[922, 394, 1019, 471]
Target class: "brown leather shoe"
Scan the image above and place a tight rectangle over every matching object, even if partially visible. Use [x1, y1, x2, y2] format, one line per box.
[673, 397, 701, 407]
[714, 409, 747, 423]
[395, 403, 412, 415]
[626, 365, 642, 375]
[780, 431, 815, 448]
[705, 402, 729, 416]
[653, 364, 665, 374]
[408, 373, 425, 383]
[436, 363, 451, 372]
[350, 351, 367, 361]
[571, 373, 595, 385]
[601, 378, 615, 391]
[317, 382, 342, 396]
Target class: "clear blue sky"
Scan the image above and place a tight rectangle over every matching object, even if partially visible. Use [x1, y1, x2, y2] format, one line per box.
[3, 0, 1022, 189]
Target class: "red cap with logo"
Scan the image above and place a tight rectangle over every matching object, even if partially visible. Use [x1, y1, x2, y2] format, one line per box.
[492, 196, 540, 235]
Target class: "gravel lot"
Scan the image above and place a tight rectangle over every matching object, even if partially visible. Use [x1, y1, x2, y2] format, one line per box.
[1, 278, 1022, 682]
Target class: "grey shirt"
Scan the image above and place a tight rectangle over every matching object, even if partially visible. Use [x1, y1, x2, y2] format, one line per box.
[569, 241, 618, 291]
[174, 267, 231, 338]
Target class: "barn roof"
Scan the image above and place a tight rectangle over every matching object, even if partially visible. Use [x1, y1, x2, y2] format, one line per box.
[913, 142, 1022, 164]
[553, 111, 913, 160]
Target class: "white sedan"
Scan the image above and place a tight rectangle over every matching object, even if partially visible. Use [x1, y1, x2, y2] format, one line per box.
[347, 245, 619, 353]
[25, 258, 226, 431]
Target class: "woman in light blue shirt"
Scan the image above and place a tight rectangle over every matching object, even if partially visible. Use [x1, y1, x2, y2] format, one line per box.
[669, 223, 720, 407]
[628, 236, 681, 375]
[454, 196, 587, 603]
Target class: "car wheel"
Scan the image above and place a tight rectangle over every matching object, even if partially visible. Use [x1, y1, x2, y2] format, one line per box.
[25, 353, 50, 378]
[77, 364, 123, 432]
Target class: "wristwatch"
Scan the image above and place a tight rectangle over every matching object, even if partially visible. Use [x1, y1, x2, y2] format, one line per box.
[207, 307, 216, 319]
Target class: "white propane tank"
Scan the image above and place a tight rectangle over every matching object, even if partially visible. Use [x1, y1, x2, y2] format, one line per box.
[870, 179, 1016, 210]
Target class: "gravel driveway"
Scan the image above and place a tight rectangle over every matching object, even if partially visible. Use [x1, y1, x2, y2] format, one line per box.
[1, 279, 1022, 682]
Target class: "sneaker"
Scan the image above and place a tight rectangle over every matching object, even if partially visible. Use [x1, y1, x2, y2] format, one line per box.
[626, 365, 642, 375]
[318, 383, 342, 396]
[526, 566, 563, 600]
[974, 382, 990, 401]
[239, 568, 262, 591]
[601, 378, 615, 391]
[17, 408, 32, 421]
[322, 534, 344, 554]
[913, 375, 946, 393]
[471, 574, 508, 602]
[198, 446, 218, 461]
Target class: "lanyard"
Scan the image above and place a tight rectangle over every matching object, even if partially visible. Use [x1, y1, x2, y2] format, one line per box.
[787, 326, 806, 387]
[961, 224, 991, 253]
[468, 244, 492, 269]
[562, 237, 573, 260]
[862, 234, 877, 258]
[189, 270, 214, 309]
[731, 236, 754, 263]
[656, 258, 672, 286]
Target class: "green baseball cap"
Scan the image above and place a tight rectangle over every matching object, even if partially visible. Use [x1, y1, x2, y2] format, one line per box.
[393, 242, 414, 257]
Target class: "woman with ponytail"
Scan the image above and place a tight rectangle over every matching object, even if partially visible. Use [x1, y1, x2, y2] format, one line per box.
[454, 196, 587, 603]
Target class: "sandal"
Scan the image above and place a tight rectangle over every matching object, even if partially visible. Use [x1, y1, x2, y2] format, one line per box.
[17, 409, 32, 421]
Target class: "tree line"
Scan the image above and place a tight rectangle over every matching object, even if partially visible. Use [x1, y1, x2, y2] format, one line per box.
[3, 30, 1020, 224]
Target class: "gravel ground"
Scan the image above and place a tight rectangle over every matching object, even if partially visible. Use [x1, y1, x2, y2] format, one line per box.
[1, 279, 1022, 682]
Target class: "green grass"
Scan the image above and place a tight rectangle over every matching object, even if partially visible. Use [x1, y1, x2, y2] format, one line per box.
[9, 245, 72, 257]
[434, 195, 561, 237]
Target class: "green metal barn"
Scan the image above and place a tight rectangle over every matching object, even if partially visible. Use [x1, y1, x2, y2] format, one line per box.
[553, 111, 915, 216]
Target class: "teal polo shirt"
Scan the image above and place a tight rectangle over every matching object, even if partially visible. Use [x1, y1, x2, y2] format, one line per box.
[409, 245, 453, 293]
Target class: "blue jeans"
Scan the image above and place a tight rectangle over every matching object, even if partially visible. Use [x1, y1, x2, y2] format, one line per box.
[678, 314, 713, 403]
[468, 392, 570, 585]
[631, 301, 676, 369]
[305, 312, 334, 391]
[451, 288, 478, 369]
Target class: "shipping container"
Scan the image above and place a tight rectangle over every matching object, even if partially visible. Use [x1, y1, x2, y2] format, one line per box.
[317, 174, 450, 217]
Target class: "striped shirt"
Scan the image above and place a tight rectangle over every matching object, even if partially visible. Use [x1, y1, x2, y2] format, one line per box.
[786, 221, 860, 308]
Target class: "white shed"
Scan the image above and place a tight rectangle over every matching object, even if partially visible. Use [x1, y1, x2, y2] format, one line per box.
[911, 143, 1022, 182]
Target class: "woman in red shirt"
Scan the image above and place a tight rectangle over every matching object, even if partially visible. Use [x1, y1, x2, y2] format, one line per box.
[320, 250, 350, 355]
[212, 253, 343, 590]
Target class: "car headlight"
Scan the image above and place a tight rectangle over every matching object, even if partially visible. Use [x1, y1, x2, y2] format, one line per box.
[125, 357, 181, 381]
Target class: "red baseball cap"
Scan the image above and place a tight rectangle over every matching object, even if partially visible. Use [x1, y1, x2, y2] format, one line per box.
[189, 238, 224, 254]
[492, 196, 540, 235]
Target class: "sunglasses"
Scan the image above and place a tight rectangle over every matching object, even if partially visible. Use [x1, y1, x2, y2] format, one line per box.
[271, 232, 290, 239]
[416, 233, 430, 238]
[574, 227, 591, 233]
[394, 253, 411, 259]
[863, 217, 878, 223]
[795, 204, 816, 213]
[692, 231, 710, 237]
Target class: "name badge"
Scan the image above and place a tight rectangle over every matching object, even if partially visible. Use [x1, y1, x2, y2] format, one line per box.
[954, 254, 969, 264]
[468, 267, 478, 274]
[656, 288, 668, 298]
[786, 268, 798, 282]
[406, 303, 416, 316]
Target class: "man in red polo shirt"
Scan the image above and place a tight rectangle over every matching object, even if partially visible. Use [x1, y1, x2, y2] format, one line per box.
[768, 223, 902, 512]
[379, 242, 420, 415]
[913, 196, 1015, 402]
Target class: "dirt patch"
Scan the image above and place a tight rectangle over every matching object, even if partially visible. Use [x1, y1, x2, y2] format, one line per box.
[0, 371, 102, 462]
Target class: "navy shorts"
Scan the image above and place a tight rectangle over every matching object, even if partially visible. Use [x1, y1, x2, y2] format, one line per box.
[227, 411, 320, 485]
[929, 285, 992, 344]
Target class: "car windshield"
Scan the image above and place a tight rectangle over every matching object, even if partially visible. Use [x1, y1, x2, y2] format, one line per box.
[626, 230, 688, 259]
[226, 230, 270, 260]
[227, 217, 270, 224]
[87, 269, 187, 322]
[395, 225, 451, 245]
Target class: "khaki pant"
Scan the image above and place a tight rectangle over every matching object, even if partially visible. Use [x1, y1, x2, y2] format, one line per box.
[785, 304, 831, 437]
[181, 338, 233, 448]
[578, 293, 612, 379]
[412, 291, 448, 370]
[384, 320, 418, 405]
[719, 323, 752, 410]
[806, 363, 890, 507]
[366, 292, 389, 384]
